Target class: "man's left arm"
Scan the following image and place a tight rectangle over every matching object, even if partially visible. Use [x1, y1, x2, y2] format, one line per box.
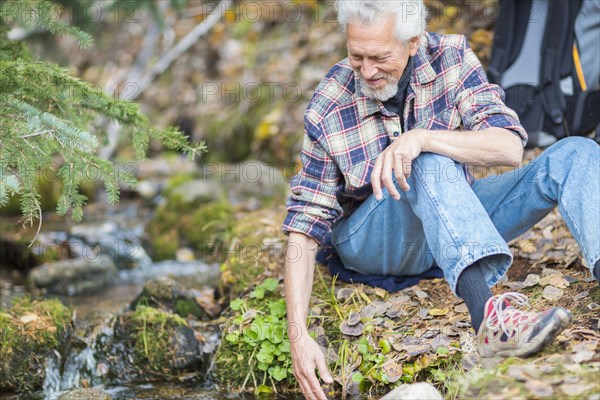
[418, 40, 528, 167]
[371, 40, 527, 200]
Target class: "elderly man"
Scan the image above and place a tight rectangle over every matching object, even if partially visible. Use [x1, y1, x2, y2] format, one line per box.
[282, 1, 600, 399]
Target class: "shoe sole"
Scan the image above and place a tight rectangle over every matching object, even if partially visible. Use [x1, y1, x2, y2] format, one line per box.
[494, 307, 572, 358]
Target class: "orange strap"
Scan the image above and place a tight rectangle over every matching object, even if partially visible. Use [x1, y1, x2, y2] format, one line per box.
[573, 44, 588, 92]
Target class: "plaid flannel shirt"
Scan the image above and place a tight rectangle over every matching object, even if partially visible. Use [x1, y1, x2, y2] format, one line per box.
[282, 32, 528, 245]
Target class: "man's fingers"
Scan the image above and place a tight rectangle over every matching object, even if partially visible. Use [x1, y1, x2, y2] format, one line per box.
[296, 370, 317, 400]
[316, 352, 334, 384]
[393, 154, 410, 193]
[403, 160, 412, 181]
[306, 371, 328, 400]
[382, 153, 401, 199]
[371, 156, 383, 200]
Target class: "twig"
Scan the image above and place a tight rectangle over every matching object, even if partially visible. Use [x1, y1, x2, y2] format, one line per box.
[20, 130, 52, 138]
[132, 0, 232, 99]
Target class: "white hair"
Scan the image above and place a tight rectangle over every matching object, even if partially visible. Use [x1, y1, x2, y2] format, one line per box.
[335, 0, 428, 43]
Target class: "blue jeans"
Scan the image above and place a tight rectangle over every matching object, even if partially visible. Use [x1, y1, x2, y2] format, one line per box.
[331, 137, 600, 294]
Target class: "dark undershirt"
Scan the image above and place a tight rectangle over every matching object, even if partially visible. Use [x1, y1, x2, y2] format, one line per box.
[382, 56, 414, 129]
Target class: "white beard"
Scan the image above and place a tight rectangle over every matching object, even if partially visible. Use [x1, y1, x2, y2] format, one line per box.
[356, 74, 399, 101]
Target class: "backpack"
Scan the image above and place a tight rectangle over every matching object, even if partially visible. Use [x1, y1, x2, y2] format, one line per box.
[487, 0, 600, 147]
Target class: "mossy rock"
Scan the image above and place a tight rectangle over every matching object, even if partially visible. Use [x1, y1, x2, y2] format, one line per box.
[130, 277, 210, 320]
[0, 297, 73, 392]
[145, 197, 235, 262]
[96, 306, 202, 383]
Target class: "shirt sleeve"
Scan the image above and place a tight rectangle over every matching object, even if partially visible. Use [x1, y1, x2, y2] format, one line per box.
[455, 41, 528, 146]
[282, 116, 343, 245]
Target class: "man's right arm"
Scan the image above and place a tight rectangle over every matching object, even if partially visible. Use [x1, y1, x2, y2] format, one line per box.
[285, 232, 333, 400]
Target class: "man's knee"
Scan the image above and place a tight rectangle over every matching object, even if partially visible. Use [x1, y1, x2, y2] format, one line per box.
[412, 153, 466, 185]
[550, 137, 599, 164]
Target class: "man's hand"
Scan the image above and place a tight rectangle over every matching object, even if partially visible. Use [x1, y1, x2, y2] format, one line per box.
[371, 129, 428, 200]
[290, 332, 333, 400]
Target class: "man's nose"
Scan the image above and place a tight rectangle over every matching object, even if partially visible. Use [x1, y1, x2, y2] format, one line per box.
[361, 60, 378, 79]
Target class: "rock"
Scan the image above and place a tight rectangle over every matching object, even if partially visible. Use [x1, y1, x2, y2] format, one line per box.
[135, 157, 198, 180]
[380, 382, 443, 400]
[135, 179, 163, 202]
[95, 306, 202, 383]
[27, 255, 118, 295]
[129, 277, 211, 320]
[58, 388, 112, 400]
[0, 298, 72, 392]
[168, 179, 224, 205]
[0, 237, 38, 270]
[542, 285, 564, 301]
[69, 222, 152, 270]
[215, 160, 289, 209]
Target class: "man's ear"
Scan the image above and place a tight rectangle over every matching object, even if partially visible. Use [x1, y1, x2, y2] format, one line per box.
[408, 36, 420, 56]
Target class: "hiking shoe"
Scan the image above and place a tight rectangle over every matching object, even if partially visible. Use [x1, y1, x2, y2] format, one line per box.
[476, 292, 572, 358]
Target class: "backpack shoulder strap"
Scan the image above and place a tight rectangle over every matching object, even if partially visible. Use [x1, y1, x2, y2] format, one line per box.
[539, 0, 582, 137]
[488, 0, 532, 84]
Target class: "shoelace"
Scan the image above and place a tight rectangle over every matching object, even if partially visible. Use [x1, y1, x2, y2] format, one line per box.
[488, 292, 533, 337]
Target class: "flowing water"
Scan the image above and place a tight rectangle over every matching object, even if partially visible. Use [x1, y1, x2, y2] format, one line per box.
[0, 200, 248, 400]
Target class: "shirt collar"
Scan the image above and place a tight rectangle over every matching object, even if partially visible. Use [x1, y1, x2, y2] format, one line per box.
[355, 34, 436, 119]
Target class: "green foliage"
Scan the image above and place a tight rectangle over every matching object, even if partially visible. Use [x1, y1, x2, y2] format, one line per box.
[0, 1, 205, 233]
[216, 279, 294, 392]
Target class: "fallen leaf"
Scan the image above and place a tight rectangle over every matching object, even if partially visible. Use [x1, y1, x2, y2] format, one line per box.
[346, 312, 361, 326]
[372, 300, 390, 314]
[559, 383, 595, 397]
[525, 379, 554, 398]
[460, 353, 479, 371]
[453, 303, 468, 313]
[19, 313, 38, 324]
[574, 290, 589, 301]
[539, 273, 569, 288]
[360, 305, 376, 319]
[429, 308, 449, 316]
[541, 267, 561, 276]
[413, 287, 429, 299]
[504, 281, 526, 290]
[382, 361, 403, 383]
[522, 274, 540, 287]
[390, 295, 411, 305]
[336, 288, 354, 302]
[459, 331, 476, 354]
[571, 342, 596, 363]
[386, 304, 407, 319]
[339, 321, 364, 336]
[542, 285, 564, 301]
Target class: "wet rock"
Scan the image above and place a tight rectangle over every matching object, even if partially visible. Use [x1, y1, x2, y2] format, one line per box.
[0, 297, 73, 392]
[27, 255, 118, 295]
[129, 277, 211, 320]
[70, 222, 152, 270]
[0, 237, 38, 270]
[58, 388, 112, 400]
[95, 306, 202, 383]
[380, 382, 443, 400]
